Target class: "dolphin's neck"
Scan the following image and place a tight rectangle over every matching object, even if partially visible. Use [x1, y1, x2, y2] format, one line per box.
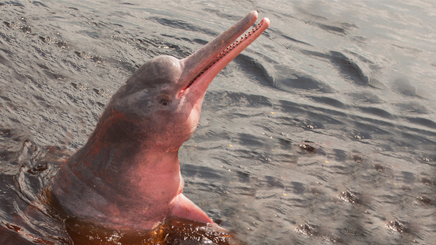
[67, 136, 182, 201]
[51, 137, 183, 227]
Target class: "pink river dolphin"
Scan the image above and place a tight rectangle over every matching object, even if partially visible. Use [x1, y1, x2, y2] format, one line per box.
[49, 11, 269, 230]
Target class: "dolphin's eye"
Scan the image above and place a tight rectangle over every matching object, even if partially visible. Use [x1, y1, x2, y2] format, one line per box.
[160, 98, 169, 106]
[159, 94, 171, 106]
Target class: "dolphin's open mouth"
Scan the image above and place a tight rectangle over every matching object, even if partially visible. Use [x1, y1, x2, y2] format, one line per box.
[183, 20, 267, 92]
[178, 11, 270, 97]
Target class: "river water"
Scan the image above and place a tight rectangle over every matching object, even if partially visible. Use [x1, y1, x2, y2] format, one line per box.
[1, 0, 435, 244]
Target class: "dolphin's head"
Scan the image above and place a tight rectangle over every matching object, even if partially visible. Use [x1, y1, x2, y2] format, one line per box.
[95, 11, 270, 153]
[105, 55, 198, 152]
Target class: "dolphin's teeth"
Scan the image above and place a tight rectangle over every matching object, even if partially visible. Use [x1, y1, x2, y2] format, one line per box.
[197, 19, 265, 80]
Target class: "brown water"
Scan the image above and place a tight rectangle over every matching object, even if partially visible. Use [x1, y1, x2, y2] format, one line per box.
[1, 0, 436, 244]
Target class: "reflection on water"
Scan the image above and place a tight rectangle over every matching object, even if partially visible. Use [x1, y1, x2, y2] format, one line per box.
[1, 0, 436, 244]
[65, 216, 240, 245]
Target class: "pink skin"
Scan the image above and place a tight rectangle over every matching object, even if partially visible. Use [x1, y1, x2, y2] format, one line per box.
[49, 11, 269, 230]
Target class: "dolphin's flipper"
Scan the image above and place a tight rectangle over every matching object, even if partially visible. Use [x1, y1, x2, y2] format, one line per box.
[171, 194, 213, 224]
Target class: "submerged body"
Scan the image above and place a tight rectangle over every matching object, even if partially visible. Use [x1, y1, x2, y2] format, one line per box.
[49, 11, 269, 230]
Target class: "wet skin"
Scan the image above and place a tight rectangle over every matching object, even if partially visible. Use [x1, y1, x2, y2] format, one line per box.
[49, 11, 269, 230]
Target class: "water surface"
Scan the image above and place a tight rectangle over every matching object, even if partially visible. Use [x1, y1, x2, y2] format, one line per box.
[0, 0, 435, 244]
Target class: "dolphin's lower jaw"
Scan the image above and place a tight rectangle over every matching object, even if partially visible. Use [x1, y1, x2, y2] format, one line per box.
[49, 11, 269, 230]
